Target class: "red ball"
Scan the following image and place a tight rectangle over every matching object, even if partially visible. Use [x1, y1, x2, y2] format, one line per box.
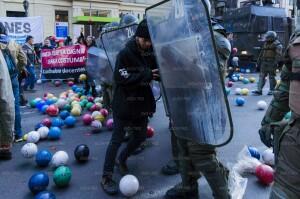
[54, 80, 61, 87]
[255, 164, 274, 185]
[41, 118, 52, 127]
[88, 96, 94, 102]
[90, 104, 101, 112]
[100, 108, 109, 117]
[82, 114, 93, 125]
[46, 105, 59, 116]
[147, 126, 155, 138]
[68, 81, 74, 87]
[227, 81, 234, 87]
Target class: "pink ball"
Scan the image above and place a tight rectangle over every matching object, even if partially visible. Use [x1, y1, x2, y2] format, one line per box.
[41, 118, 52, 127]
[90, 104, 101, 112]
[82, 114, 93, 125]
[100, 108, 109, 117]
[68, 81, 74, 87]
[88, 96, 94, 102]
[106, 119, 113, 130]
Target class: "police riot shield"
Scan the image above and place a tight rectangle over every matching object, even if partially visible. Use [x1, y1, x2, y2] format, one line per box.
[86, 47, 113, 85]
[101, 24, 138, 71]
[146, 0, 233, 146]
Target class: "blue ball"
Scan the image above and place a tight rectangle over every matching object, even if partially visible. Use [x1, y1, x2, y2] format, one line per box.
[41, 105, 49, 114]
[35, 123, 44, 131]
[46, 99, 55, 105]
[72, 85, 78, 91]
[35, 150, 52, 167]
[52, 118, 64, 127]
[28, 172, 49, 194]
[248, 146, 260, 160]
[65, 116, 76, 127]
[235, 97, 245, 106]
[75, 87, 82, 93]
[240, 68, 245, 73]
[59, 110, 70, 120]
[35, 191, 56, 199]
[36, 100, 46, 111]
[48, 127, 62, 140]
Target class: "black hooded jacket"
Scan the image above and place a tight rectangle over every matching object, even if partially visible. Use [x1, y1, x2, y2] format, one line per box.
[112, 38, 157, 119]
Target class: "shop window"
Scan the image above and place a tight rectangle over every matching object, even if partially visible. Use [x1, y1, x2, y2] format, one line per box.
[6, 11, 26, 17]
[55, 10, 68, 22]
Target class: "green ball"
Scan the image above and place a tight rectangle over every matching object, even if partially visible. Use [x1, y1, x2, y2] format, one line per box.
[81, 99, 88, 106]
[53, 166, 72, 187]
[63, 104, 71, 111]
[79, 101, 85, 108]
[30, 100, 37, 108]
[86, 102, 94, 110]
[284, 111, 291, 120]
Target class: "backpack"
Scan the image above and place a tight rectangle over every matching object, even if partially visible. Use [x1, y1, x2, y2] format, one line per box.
[1, 47, 17, 77]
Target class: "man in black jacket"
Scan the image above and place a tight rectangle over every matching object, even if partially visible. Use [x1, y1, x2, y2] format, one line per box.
[101, 19, 159, 195]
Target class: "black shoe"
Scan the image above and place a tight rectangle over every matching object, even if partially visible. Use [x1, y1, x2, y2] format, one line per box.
[115, 159, 129, 176]
[0, 149, 12, 160]
[101, 176, 118, 195]
[252, 90, 262, 95]
[161, 160, 179, 175]
[165, 183, 199, 199]
[267, 90, 274, 95]
[131, 144, 146, 155]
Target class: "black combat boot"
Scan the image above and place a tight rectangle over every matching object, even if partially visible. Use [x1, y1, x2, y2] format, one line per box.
[164, 182, 199, 199]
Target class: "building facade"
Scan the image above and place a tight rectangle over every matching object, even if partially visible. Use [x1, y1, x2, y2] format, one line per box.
[0, 0, 159, 41]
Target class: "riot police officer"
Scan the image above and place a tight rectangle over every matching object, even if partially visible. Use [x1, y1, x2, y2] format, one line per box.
[252, 31, 282, 95]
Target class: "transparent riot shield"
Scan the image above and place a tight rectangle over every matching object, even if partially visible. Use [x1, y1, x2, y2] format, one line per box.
[86, 47, 113, 85]
[146, 0, 233, 146]
[101, 24, 138, 71]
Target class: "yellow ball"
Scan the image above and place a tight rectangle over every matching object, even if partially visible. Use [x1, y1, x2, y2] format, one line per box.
[239, 76, 244, 81]
[22, 134, 28, 141]
[79, 74, 87, 81]
[95, 102, 103, 109]
[94, 114, 105, 122]
[80, 96, 87, 100]
[240, 88, 249, 96]
[249, 77, 256, 83]
[71, 108, 81, 116]
[47, 93, 54, 98]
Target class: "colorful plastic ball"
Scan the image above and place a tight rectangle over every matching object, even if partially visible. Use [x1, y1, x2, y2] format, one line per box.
[53, 166, 72, 187]
[27, 131, 41, 143]
[46, 98, 55, 105]
[52, 118, 64, 128]
[87, 96, 94, 102]
[34, 191, 56, 199]
[255, 164, 274, 185]
[86, 102, 94, 110]
[239, 76, 244, 81]
[106, 119, 114, 130]
[48, 127, 62, 140]
[235, 88, 241, 95]
[284, 111, 291, 120]
[63, 104, 72, 111]
[100, 108, 109, 117]
[59, 111, 69, 120]
[225, 87, 230, 96]
[71, 85, 78, 91]
[246, 69, 251, 73]
[56, 98, 68, 109]
[30, 98, 41, 108]
[28, 172, 49, 194]
[36, 100, 46, 111]
[71, 108, 81, 116]
[64, 116, 76, 127]
[75, 87, 82, 93]
[147, 126, 155, 138]
[257, 100, 268, 110]
[74, 144, 90, 162]
[54, 80, 61, 87]
[248, 146, 261, 160]
[242, 78, 249, 84]
[235, 97, 245, 106]
[262, 148, 274, 166]
[67, 81, 74, 87]
[46, 105, 59, 117]
[41, 118, 52, 128]
[37, 126, 49, 139]
[51, 151, 69, 167]
[232, 76, 238, 82]
[119, 175, 139, 197]
[36, 150, 52, 167]
[21, 143, 38, 158]
[82, 114, 93, 125]
[91, 120, 102, 129]
[94, 97, 102, 103]
[35, 123, 45, 131]
[41, 105, 49, 114]
[90, 104, 101, 112]
[79, 74, 87, 81]
[91, 111, 101, 119]
[249, 77, 256, 83]
[227, 81, 233, 87]
[240, 88, 249, 96]
[94, 114, 105, 122]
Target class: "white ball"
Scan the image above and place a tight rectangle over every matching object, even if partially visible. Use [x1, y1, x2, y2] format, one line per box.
[56, 98, 68, 109]
[257, 100, 268, 110]
[262, 148, 274, 166]
[37, 126, 49, 139]
[21, 143, 38, 158]
[36, 79, 42, 84]
[27, 131, 40, 143]
[91, 111, 101, 119]
[51, 151, 69, 167]
[235, 88, 241, 95]
[119, 175, 139, 197]
[246, 69, 251, 73]
[91, 120, 102, 129]
[232, 56, 239, 62]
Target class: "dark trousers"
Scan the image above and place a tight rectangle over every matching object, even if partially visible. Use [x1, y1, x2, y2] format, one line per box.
[102, 115, 148, 177]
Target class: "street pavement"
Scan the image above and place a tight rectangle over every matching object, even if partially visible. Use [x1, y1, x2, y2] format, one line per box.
[0, 73, 276, 199]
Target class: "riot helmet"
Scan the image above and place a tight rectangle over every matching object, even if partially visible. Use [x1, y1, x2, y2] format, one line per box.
[265, 31, 277, 42]
[101, 22, 120, 33]
[119, 14, 139, 27]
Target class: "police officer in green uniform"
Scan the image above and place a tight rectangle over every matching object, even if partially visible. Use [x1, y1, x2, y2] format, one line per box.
[252, 31, 283, 95]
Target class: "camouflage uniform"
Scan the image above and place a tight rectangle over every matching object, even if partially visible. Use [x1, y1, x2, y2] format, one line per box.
[165, 28, 231, 199]
[255, 33, 282, 94]
[267, 29, 300, 199]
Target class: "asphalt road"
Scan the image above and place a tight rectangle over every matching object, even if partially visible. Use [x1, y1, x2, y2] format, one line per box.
[0, 73, 276, 199]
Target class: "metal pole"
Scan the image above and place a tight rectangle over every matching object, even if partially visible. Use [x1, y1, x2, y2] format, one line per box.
[89, 2, 92, 36]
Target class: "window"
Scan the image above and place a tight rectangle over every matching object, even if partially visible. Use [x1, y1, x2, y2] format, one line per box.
[82, 9, 110, 17]
[6, 11, 25, 17]
[55, 10, 68, 22]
